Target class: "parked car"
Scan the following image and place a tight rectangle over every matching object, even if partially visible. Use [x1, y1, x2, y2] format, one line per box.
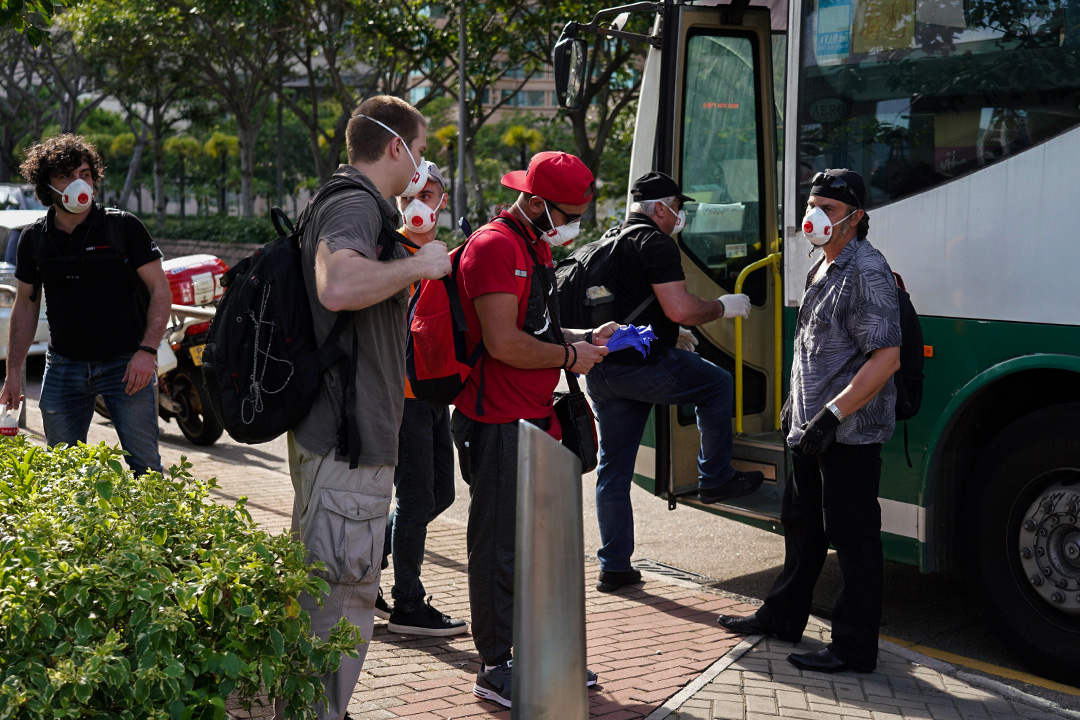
[0, 183, 44, 211]
[0, 209, 51, 361]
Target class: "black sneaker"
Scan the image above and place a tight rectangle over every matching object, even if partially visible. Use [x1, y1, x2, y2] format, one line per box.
[374, 588, 391, 621]
[474, 659, 512, 707]
[699, 470, 765, 504]
[596, 568, 643, 593]
[387, 596, 467, 636]
[586, 668, 598, 687]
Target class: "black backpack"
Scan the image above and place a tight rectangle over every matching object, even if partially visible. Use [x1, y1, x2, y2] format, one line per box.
[892, 271, 924, 422]
[554, 223, 655, 330]
[201, 177, 403, 467]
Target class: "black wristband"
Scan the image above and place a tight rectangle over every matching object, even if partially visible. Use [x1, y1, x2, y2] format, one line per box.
[138, 345, 157, 356]
[561, 343, 570, 369]
[585, 329, 594, 344]
[568, 343, 578, 368]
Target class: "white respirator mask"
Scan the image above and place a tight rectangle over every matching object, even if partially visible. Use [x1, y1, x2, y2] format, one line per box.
[50, 178, 94, 213]
[801, 206, 857, 246]
[402, 194, 444, 233]
[537, 201, 580, 247]
[660, 200, 687, 234]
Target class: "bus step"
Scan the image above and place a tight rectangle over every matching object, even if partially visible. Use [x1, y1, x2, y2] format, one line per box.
[732, 431, 788, 484]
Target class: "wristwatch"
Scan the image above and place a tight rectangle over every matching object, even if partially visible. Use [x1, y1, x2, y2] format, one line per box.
[138, 345, 158, 356]
[826, 401, 845, 423]
[585, 329, 594, 344]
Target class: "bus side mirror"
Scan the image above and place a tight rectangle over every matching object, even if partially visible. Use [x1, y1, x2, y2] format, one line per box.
[553, 25, 587, 110]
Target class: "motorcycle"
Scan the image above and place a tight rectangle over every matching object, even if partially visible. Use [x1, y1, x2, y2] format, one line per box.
[95, 254, 228, 446]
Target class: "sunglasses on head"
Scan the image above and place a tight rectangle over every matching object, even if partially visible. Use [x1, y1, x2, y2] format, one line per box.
[811, 172, 861, 208]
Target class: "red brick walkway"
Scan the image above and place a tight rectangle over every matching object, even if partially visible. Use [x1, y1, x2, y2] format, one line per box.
[352, 524, 756, 719]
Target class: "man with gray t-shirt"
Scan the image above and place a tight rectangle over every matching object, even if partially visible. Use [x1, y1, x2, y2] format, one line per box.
[276, 95, 451, 720]
[717, 169, 901, 675]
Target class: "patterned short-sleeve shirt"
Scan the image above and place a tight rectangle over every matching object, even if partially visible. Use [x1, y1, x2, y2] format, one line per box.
[787, 237, 902, 447]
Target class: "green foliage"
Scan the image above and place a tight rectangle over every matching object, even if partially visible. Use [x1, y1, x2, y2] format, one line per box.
[0, 438, 361, 720]
[142, 215, 275, 245]
[0, 0, 74, 46]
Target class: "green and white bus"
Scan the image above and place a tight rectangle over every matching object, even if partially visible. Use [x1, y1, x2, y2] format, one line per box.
[554, 0, 1080, 681]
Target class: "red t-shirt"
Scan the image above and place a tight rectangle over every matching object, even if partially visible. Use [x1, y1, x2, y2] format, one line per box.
[454, 212, 562, 435]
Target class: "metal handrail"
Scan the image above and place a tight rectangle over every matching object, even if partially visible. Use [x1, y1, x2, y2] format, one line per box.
[733, 252, 782, 434]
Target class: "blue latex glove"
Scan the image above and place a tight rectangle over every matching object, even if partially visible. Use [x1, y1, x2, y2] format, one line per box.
[606, 325, 658, 357]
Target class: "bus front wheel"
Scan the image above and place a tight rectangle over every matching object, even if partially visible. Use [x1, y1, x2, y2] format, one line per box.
[973, 402, 1080, 684]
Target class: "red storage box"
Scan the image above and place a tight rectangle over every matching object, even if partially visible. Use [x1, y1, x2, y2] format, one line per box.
[162, 254, 229, 306]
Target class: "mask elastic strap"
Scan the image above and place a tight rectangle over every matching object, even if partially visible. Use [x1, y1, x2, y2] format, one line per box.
[355, 113, 418, 167]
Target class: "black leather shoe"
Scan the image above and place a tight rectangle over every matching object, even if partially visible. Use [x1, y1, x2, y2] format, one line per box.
[787, 647, 875, 674]
[699, 471, 765, 504]
[717, 613, 801, 643]
[596, 568, 643, 593]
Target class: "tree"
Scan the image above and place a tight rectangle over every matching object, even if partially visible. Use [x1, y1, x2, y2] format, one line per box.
[69, 1, 194, 224]
[526, 2, 648, 224]
[434, 124, 460, 221]
[164, 136, 203, 220]
[0, 0, 75, 46]
[165, 0, 284, 216]
[0, 30, 52, 181]
[501, 124, 542, 171]
[204, 133, 240, 216]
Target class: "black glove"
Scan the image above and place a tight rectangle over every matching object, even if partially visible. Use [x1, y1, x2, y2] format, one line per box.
[798, 406, 840, 455]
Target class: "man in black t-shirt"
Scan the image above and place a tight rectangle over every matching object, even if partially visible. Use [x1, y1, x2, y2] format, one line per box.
[586, 171, 765, 593]
[0, 134, 170, 475]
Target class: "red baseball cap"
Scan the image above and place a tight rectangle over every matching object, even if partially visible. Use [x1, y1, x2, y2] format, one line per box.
[501, 151, 595, 205]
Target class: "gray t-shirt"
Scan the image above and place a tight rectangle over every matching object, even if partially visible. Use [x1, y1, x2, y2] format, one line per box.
[292, 165, 410, 465]
[787, 237, 902, 447]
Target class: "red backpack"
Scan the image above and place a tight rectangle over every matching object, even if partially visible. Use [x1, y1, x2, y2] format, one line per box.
[405, 217, 529, 411]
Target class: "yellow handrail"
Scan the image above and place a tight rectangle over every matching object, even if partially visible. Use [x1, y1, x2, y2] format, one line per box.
[732, 252, 783, 434]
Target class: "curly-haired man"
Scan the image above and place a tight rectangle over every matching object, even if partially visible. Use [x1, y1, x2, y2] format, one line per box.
[0, 134, 170, 475]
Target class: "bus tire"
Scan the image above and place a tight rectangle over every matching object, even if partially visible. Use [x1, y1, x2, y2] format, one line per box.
[972, 402, 1080, 683]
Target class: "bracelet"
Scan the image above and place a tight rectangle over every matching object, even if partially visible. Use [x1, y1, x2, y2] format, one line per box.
[561, 343, 570, 369]
[568, 343, 578, 368]
[585, 329, 594, 344]
[138, 345, 158, 356]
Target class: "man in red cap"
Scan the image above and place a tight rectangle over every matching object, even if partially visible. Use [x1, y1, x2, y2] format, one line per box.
[450, 151, 614, 708]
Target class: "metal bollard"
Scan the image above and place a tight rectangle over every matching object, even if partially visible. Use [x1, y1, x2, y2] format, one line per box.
[512, 420, 588, 719]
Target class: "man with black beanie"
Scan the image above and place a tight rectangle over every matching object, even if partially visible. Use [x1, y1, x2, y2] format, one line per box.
[717, 168, 901, 673]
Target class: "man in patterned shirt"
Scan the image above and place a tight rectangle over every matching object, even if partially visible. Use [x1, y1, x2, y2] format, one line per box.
[717, 169, 901, 674]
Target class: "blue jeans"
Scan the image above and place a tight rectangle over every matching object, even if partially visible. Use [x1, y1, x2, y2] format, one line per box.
[586, 347, 735, 572]
[39, 350, 162, 476]
[382, 398, 456, 611]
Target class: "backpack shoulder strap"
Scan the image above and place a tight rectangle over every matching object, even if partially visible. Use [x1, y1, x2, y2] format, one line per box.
[615, 222, 660, 323]
[23, 216, 48, 303]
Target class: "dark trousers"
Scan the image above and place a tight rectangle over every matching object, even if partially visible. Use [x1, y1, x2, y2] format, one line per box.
[450, 410, 523, 666]
[382, 398, 456, 611]
[758, 442, 884, 667]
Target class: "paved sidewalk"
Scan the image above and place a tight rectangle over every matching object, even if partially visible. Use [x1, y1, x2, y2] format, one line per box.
[16, 403, 1079, 720]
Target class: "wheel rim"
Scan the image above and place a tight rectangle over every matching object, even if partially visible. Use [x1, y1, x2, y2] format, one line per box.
[1016, 472, 1080, 615]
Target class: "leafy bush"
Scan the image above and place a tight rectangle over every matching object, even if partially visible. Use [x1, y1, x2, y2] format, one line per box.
[0, 438, 361, 720]
[141, 215, 275, 245]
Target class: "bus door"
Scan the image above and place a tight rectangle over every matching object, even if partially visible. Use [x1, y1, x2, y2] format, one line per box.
[660, 5, 787, 522]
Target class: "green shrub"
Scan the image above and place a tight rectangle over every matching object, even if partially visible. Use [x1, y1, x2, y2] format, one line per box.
[0, 438, 361, 720]
[141, 215, 275, 245]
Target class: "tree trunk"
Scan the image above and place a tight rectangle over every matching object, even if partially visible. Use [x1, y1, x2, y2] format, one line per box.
[178, 156, 186, 221]
[218, 153, 227, 216]
[119, 134, 146, 211]
[153, 132, 166, 225]
[236, 118, 256, 217]
[464, 135, 484, 224]
[448, 152, 457, 226]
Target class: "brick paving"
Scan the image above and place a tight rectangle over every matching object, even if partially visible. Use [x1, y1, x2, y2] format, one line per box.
[16, 402, 1079, 720]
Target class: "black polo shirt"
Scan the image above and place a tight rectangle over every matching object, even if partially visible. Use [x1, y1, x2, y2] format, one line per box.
[16, 204, 162, 361]
[606, 213, 685, 365]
